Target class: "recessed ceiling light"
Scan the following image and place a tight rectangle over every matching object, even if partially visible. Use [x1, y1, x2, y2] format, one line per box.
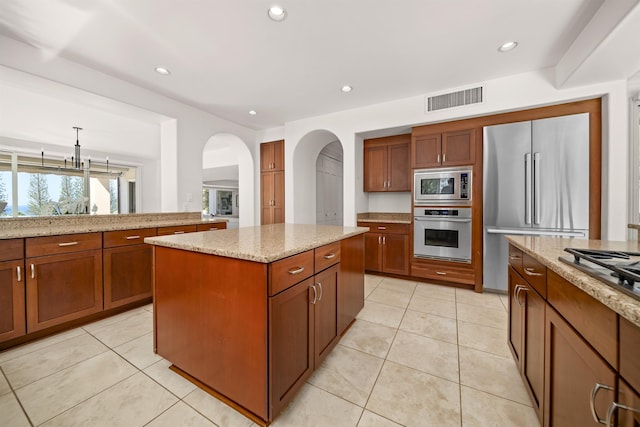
[341, 85, 353, 93]
[498, 41, 518, 52]
[268, 6, 287, 21]
[154, 66, 171, 75]
[249, 110, 257, 115]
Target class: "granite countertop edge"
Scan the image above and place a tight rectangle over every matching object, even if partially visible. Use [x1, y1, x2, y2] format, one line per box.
[356, 218, 411, 224]
[0, 218, 228, 239]
[145, 227, 368, 263]
[506, 236, 640, 328]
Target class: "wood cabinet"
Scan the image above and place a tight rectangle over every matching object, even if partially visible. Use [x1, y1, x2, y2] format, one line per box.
[358, 222, 409, 275]
[363, 135, 410, 192]
[544, 306, 616, 427]
[615, 379, 640, 426]
[412, 129, 475, 168]
[25, 233, 103, 333]
[338, 235, 364, 334]
[196, 222, 227, 232]
[0, 239, 25, 343]
[508, 266, 545, 421]
[103, 228, 156, 310]
[261, 170, 284, 224]
[156, 225, 198, 236]
[261, 140, 284, 172]
[261, 140, 285, 225]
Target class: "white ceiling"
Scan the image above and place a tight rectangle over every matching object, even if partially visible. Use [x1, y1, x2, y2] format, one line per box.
[0, 0, 623, 131]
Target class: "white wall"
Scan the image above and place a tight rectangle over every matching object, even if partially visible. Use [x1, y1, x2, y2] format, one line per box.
[0, 36, 258, 222]
[282, 68, 629, 240]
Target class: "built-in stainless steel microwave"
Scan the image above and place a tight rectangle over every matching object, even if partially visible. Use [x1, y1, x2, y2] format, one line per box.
[414, 167, 472, 205]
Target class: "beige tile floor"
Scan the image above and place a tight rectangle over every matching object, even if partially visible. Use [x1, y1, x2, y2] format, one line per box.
[0, 275, 539, 427]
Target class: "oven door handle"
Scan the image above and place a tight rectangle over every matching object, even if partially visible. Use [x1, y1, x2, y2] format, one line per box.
[414, 217, 472, 223]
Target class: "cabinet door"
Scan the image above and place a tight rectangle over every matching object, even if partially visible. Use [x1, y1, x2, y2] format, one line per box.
[382, 233, 409, 275]
[272, 140, 284, 171]
[26, 250, 103, 333]
[544, 306, 616, 427]
[364, 233, 382, 272]
[617, 379, 640, 427]
[261, 172, 274, 225]
[364, 144, 387, 191]
[261, 142, 274, 171]
[508, 266, 524, 366]
[103, 244, 153, 309]
[522, 284, 545, 421]
[273, 170, 285, 224]
[441, 129, 475, 166]
[387, 143, 410, 191]
[412, 133, 441, 168]
[314, 264, 339, 367]
[270, 277, 314, 417]
[0, 260, 25, 342]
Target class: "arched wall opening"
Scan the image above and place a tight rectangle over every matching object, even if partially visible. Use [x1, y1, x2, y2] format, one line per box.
[202, 133, 255, 227]
[292, 129, 344, 224]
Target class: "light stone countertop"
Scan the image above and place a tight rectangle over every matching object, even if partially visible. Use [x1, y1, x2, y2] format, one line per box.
[0, 212, 227, 239]
[145, 223, 368, 263]
[507, 235, 640, 328]
[356, 212, 411, 224]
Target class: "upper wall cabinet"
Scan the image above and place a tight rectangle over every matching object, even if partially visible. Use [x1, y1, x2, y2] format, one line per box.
[261, 140, 284, 172]
[412, 129, 476, 168]
[363, 135, 410, 192]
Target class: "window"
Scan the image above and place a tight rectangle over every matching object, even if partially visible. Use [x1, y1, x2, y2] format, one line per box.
[0, 150, 134, 217]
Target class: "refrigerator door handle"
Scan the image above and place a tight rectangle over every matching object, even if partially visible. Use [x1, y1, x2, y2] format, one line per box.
[525, 153, 532, 225]
[485, 228, 587, 237]
[533, 152, 541, 225]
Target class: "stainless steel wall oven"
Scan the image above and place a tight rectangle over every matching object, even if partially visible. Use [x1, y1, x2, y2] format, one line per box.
[413, 207, 472, 262]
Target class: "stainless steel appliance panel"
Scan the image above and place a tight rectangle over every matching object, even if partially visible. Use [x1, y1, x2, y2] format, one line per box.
[482, 121, 531, 229]
[532, 113, 589, 231]
[414, 167, 472, 206]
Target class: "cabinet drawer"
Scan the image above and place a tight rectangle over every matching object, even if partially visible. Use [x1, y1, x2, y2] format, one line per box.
[411, 261, 474, 285]
[547, 270, 617, 368]
[357, 222, 409, 235]
[620, 316, 640, 393]
[103, 228, 157, 248]
[0, 239, 24, 262]
[156, 225, 198, 236]
[269, 250, 314, 296]
[522, 253, 547, 298]
[196, 222, 227, 232]
[508, 244, 523, 274]
[26, 233, 102, 257]
[314, 241, 341, 273]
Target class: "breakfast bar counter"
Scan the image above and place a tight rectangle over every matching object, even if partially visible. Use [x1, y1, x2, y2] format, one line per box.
[145, 224, 367, 425]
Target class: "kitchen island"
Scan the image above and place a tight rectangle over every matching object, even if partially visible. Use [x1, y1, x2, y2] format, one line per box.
[145, 224, 367, 425]
[505, 235, 640, 426]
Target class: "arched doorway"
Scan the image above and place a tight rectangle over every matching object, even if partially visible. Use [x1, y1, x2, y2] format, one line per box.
[202, 134, 255, 227]
[292, 130, 344, 224]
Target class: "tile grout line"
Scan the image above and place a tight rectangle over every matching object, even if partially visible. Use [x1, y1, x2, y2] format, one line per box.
[0, 365, 34, 427]
[455, 289, 463, 427]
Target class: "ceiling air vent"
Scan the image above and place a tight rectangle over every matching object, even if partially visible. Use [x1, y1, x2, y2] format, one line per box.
[426, 86, 484, 112]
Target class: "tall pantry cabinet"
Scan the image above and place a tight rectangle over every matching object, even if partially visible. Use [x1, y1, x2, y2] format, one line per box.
[261, 140, 285, 225]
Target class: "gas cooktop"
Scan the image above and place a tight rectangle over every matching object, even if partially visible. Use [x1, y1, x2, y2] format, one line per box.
[559, 248, 640, 302]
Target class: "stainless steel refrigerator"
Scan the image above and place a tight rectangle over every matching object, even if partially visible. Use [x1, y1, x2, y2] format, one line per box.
[482, 113, 590, 291]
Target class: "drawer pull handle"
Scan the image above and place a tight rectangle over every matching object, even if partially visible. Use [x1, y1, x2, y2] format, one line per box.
[377, 226, 387, 230]
[316, 282, 323, 301]
[436, 271, 447, 275]
[31, 264, 35, 279]
[310, 285, 318, 304]
[515, 284, 527, 306]
[126, 235, 141, 240]
[173, 231, 185, 234]
[288, 266, 305, 275]
[523, 267, 544, 277]
[509, 255, 521, 260]
[590, 383, 614, 424]
[16, 266, 21, 282]
[323, 253, 336, 260]
[58, 241, 79, 247]
[606, 401, 640, 427]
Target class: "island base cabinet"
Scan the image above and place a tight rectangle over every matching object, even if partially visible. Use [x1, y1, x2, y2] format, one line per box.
[616, 379, 640, 427]
[269, 278, 314, 418]
[0, 260, 26, 342]
[544, 306, 616, 427]
[314, 264, 339, 366]
[338, 235, 364, 334]
[103, 244, 153, 309]
[26, 250, 103, 333]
